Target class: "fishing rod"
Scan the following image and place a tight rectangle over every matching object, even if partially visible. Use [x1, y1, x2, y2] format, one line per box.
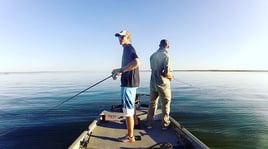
[0, 74, 113, 136]
[0, 74, 113, 119]
[44, 74, 113, 115]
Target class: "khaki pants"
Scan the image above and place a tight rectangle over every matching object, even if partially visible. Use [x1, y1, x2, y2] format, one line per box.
[146, 83, 171, 127]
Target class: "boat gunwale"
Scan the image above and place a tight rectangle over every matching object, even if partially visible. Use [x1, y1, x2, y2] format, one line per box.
[68, 119, 98, 149]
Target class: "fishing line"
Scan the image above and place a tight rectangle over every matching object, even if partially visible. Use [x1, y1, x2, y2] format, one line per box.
[172, 75, 210, 95]
[172, 76, 201, 90]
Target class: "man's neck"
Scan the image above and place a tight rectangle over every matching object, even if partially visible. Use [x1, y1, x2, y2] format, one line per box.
[122, 43, 130, 47]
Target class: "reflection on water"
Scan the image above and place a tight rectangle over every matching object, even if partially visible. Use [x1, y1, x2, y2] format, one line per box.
[0, 71, 268, 148]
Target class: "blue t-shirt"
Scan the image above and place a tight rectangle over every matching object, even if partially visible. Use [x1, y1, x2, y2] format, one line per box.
[121, 44, 140, 87]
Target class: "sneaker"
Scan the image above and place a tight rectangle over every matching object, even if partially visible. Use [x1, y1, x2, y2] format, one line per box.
[145, 125, 152, 129]
[162, 125, 170, 131]
[118, 135, 135, 143]
[162, 127, 168, 130]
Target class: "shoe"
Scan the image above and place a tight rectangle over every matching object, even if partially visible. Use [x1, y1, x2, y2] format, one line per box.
[145, 125, 152, 129]
[162, 127, 168, 130]
[162, 125, 170, 131]
[118, 135, 135, 143]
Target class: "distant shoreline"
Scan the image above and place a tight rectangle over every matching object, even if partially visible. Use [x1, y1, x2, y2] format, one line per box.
[1, 70, 268, 74]
[141, 69, 268, 72]
[174, 69, 268, 72]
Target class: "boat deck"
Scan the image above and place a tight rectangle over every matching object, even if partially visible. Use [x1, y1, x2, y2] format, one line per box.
[69, 106, 209, 149]
[87, 109, 179, 149]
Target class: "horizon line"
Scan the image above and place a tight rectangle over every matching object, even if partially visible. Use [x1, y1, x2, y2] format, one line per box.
[1, 69, 268, 74]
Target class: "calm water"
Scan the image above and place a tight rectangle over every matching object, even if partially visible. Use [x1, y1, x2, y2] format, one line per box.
[0, 71, 268, 149]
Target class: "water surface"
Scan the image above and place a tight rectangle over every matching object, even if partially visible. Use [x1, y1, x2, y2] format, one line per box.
[0, 71, 267, 149]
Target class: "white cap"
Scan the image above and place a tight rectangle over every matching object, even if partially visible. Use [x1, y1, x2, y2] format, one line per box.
[115, 30, 129, 37]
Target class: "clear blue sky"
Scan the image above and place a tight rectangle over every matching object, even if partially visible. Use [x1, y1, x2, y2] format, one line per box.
[1, 0, 268, 72]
